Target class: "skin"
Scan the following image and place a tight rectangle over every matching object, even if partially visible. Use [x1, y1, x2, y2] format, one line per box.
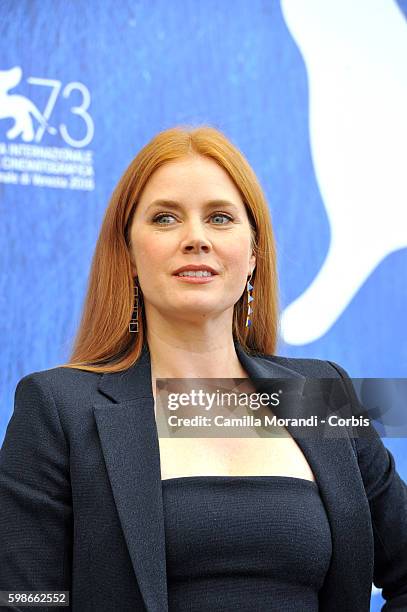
[129, 153, 256, 387]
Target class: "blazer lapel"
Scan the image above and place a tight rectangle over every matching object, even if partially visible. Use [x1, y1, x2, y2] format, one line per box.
[93, 344, 168, 612]
[235, 344, 373, 611]
[92, 341, 372, 612]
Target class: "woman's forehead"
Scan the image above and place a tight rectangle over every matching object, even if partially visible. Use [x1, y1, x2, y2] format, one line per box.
[142, 156, 240, 194]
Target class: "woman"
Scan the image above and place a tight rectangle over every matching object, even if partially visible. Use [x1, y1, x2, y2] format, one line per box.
[0, 126, 406, 612]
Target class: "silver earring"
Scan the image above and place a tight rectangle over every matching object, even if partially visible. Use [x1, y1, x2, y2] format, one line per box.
[129, 277, 139, 333]
[245, 272, 254, 328]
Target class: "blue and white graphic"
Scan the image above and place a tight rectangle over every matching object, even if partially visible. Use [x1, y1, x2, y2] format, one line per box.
[281, 0, 407, 345]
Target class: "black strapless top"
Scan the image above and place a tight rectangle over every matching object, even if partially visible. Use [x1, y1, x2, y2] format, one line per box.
[161, 476, 332, 611]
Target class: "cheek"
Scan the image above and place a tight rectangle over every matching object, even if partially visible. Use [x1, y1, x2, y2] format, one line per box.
[222, 243, 251, 272]
[134, 237, 167, 268]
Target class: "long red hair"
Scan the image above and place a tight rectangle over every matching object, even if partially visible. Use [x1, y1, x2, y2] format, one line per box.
[59, 125, 279, 372]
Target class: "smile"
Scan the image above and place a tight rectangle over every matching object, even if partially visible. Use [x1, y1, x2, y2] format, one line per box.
[177, 271, 213, 277]
[174, 272, 217, 284]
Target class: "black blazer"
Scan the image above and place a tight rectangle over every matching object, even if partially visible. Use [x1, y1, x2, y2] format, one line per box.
[1, 341, 407, 612]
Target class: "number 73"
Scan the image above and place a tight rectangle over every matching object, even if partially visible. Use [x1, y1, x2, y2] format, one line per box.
[27, 77, 94, 148]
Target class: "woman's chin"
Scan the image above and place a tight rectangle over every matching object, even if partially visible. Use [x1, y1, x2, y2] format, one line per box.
[168, 306, 224, 322]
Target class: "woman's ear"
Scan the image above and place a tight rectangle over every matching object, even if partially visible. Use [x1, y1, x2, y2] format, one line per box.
[129, 252, 137, 277]
[249, 252, 256, 275]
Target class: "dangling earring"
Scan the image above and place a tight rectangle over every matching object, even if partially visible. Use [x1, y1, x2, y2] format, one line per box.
[129, 277, 139, 333]
[245, 272, 254, 328]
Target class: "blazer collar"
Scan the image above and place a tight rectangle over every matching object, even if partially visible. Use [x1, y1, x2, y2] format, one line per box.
[93, 341, 373, 612]
[97, 340, 305, 404]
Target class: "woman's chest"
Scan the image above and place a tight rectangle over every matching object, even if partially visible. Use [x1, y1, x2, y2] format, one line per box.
[153, 379, 316, 482]
[158, 435, 316, 482]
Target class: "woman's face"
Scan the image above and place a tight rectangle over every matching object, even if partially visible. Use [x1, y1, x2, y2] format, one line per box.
[129, 154, 256, 326]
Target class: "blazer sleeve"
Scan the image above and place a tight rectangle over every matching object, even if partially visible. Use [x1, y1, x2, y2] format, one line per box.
[0, 373, 73, 611]
[328, 360, 407, 611]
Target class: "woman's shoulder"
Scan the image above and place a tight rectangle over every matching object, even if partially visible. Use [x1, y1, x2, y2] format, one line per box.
[18, 363, 102, 384]
[15, 364, 104, 404]
[260, 353, 348, 378]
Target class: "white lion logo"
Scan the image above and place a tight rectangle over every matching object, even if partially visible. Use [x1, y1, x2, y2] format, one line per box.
[0, 66, 56, 142]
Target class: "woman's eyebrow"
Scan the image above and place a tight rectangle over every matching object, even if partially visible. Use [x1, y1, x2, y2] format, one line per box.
[145, 199, 240, 212]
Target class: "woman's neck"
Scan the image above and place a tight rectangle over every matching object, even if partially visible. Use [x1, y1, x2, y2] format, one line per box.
[146, 333, 248, 380]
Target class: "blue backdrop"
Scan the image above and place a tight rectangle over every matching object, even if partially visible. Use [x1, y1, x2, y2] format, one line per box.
[1, 1, 406, 609]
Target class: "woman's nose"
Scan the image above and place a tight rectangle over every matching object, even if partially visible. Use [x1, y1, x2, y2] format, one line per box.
[180, 220, 212, 253]
[183, 238, 211, 253]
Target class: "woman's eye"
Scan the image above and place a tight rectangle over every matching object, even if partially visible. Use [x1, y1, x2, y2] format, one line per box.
[211, 213, 233, 224]
[152, 213, 176, 224]
[152, 212, 233, 225]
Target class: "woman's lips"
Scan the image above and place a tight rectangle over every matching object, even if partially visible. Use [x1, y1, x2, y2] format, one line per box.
[173, 274, 217, 284]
